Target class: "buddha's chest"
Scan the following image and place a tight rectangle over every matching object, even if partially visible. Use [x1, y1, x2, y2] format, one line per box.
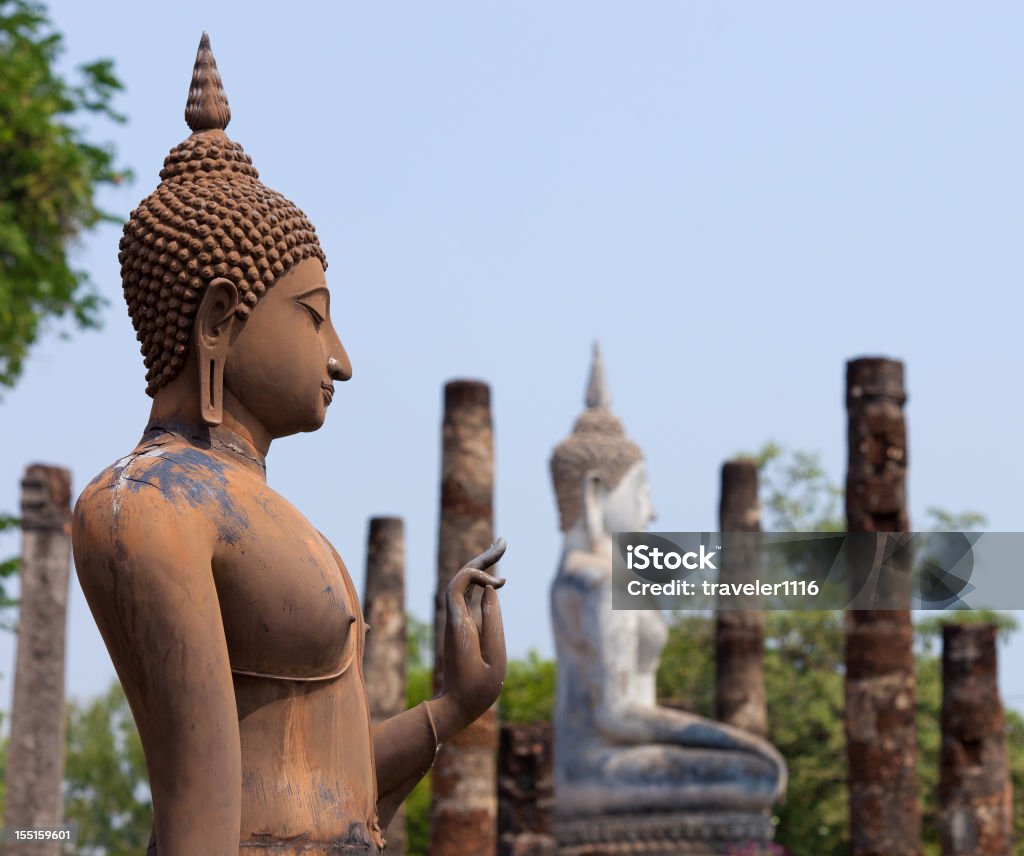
[211, 484, 360, 680]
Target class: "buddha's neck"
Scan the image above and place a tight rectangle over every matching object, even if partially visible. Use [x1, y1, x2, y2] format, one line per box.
[143, 417, 267, 479]
[562, 522, 613, 558]
[147, 382, 271, 478]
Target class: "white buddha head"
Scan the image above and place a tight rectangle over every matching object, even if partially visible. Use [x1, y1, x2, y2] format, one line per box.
[550, 344, 656, 547]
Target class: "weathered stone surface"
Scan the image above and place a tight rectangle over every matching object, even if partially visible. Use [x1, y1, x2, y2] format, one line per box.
[498, 723, 556, 856]
[363, 516, 407, 855]
[939, 623, 1012, 856]
[844, 357, 921, 856]
[3, 464, 72, 856]
[715, 458, 767, 737]
[431, 380, 497, 856]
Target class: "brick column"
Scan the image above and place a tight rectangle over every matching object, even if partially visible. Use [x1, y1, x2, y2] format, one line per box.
[3, 465, 72, 856]
[844, 358, 921, 856]
[939, 624, 1011, 855]
[430, 380, 497, 856]
[363, 516, 408, 855]
[498, 723, 555, 856]
[715, 458, 767, 737]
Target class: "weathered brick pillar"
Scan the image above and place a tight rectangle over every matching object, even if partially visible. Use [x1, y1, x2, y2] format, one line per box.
[363, 516, 408, 855]
[939, 624, 1012, 856]
[498, 723, 556, 856]
[843, 357, 921, 856]
[715, 458, 767, 737]
[430, 380, 497, 856]
[3, 465, 72, 856]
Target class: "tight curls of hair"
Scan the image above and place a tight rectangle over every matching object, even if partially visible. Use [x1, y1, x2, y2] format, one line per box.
[119, 32, 326, 396]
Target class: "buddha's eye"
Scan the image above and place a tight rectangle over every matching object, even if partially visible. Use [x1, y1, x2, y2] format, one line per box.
[299, 301, 324, 330]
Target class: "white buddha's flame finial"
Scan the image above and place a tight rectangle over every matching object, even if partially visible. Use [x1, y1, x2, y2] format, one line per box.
[585, 341, 611, 409]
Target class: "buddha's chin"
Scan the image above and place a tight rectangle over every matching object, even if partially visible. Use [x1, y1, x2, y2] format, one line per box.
[299, 404, 329, 434]
[268, 402, 328, 438]
[299, 417, 327, 435]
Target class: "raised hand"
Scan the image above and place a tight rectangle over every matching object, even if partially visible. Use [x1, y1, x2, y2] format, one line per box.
[430, 539, 508, 737]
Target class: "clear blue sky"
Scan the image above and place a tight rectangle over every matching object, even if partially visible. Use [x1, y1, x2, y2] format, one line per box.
[2, 2, 1023, 713]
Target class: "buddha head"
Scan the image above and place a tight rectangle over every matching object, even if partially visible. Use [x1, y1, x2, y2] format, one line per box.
[550, 345, 654, 544]
[119, 33, 349, 435]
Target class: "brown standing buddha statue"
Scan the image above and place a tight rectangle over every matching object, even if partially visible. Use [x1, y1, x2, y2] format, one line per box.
[72, 34, 507, 856]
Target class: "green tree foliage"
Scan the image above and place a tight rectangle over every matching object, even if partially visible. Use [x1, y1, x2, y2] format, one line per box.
[0, 512, 18, 628]
[1006, 715, 1024, 849]
[656, 612, 714, 713]
[0, 0, 129, 389]
[500, 650, 556, 724]
[404, 614, 433, 855]
[924, 507, 987, 532]
[763, 613, 848, 853]
[64, 681, 151, 855]
[751, 442, 844, 533]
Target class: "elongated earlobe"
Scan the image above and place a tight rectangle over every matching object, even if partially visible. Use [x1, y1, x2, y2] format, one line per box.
[199, 348, 227, 425]
[581, 470, 606, 549]
[194, 278, 240, 426]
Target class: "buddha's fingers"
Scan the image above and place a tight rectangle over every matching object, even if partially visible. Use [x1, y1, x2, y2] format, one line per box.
[480, 585, 506, 672]
[445, 568, 486, 662]
[463, 537, 507, 575]
[445, 540, 508, 671]
[454, 566, 506, 601]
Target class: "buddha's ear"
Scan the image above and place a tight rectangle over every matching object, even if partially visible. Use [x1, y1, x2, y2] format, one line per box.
[194, 278, 240, 426]
[581, 469, 607, 548]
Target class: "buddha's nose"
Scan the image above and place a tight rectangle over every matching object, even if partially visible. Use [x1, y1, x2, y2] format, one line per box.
[328, 347, 352, 382]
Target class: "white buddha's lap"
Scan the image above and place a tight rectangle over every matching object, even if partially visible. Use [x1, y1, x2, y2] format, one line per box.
[556, 744, 778, 816]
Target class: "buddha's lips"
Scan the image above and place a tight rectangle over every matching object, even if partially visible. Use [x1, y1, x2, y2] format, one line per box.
[321, 382, 334, 405]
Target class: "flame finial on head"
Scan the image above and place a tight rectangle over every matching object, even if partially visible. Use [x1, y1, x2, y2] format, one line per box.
[585, 341, 611, 409]
[185, 32, 231, 133]
[550, 343, 642, 531]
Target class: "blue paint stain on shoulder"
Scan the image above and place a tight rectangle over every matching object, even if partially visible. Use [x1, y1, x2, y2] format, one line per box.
[102, 443, 249, 539]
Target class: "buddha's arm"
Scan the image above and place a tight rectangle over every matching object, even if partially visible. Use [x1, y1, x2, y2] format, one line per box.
[371, 688, 498, 826]
[74, 489, 241, 855]
[603, 696, 780, 755]
[371, 703, 440, 826]
[586, 587, 663, 743]
[373, 555, 507, 826]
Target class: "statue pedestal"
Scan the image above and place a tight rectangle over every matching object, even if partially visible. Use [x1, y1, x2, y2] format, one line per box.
[555, 810, 775, 855]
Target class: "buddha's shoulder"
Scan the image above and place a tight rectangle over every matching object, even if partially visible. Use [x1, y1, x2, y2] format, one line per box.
[75, 436, 246, 537]
[555, 549, 612, 590]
